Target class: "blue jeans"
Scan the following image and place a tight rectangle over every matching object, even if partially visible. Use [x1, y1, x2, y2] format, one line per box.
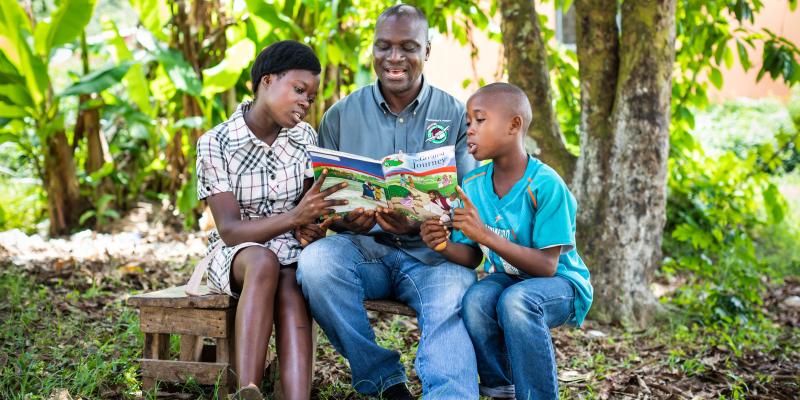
[297, 235, 479, 399]
[461, 273, 575, 400]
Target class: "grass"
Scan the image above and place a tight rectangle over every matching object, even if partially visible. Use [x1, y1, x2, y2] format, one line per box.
[0, 270, 141, 398]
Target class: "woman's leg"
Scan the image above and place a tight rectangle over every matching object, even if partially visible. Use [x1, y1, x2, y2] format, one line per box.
[275, 266, 313, 400]
[496, 276, 575, 400]
[230, 246, 281, 389]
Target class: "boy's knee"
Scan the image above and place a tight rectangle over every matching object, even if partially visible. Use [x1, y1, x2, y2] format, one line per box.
[461, 285, 497, 321]
[497, 287, 544, 328]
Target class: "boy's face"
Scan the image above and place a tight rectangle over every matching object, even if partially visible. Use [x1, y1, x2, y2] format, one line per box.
[466, 93, 512, 161]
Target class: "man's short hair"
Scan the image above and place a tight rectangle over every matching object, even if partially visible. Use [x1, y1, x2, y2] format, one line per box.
[250, 40, 321, 94]
[377, 4, 429, 40]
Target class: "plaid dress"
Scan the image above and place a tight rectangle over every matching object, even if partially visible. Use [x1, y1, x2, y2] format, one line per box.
[196, 101, 315, 296]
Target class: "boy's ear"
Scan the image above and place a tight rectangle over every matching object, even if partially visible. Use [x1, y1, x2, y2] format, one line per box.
[509, 115, 524, 135]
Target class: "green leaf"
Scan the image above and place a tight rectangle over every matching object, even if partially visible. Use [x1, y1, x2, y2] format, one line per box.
[709, 68, 723, 89]
[129, 0, 171, 42]
[201, 39, 255, 97]
[762, 183, 785, 223]
[0, 8, 48, 106]
[736, 40, 751, 71]
[0, 102, 26, 118]
[33, 0, 97, 57]
[0, 83, 33, 107]
[104, 20, 152, 115]
[59, 61, 133, 97]
[155, 49, 202, 97]
[78, 210, 96, 225]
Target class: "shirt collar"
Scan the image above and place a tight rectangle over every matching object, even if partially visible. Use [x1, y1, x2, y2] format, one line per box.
[372, 75, 430, 116]
[226, 100, 309, 151]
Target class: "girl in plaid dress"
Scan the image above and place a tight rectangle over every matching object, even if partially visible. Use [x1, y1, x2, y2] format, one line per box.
[196, 41, 345, 399]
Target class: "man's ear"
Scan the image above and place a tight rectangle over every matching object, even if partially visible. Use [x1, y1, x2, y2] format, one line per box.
[509, 115, 523, 135]
[425, 41, 431, 61]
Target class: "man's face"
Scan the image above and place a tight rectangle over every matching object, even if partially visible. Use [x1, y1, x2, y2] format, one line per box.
[373, 14, 430, 96]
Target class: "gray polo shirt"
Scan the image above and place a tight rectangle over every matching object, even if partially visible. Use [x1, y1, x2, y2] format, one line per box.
[318, 77, 479, 265]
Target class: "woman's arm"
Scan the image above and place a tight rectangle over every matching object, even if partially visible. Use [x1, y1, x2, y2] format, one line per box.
[208, 170, 347, 246]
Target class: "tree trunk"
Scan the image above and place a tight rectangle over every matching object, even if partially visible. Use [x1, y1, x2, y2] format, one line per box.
[498, 0, 576, 181]
[44, 130, 86, 236]
[576, 0, 677, 326]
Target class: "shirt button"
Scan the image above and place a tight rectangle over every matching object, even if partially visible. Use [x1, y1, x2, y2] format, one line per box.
[398, 118, 404, 123]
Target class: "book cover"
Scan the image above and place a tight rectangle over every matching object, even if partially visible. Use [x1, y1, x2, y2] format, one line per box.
[308, 146, 458, 221]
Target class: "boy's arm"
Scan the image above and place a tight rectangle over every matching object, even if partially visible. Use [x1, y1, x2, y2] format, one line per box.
[420, 219, 483, 267]
[453, 186, 560, 277]
[439, 241, 484, 268]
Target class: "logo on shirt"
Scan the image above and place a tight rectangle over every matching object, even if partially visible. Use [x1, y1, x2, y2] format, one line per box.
[425, 121, 450, 144]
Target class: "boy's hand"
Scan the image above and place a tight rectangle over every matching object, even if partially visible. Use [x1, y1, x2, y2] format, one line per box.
[291, 169, 348, 227]
[295, 216, 339, 247]
[420, 219, 449, 251]
[453, 185, 490, 244]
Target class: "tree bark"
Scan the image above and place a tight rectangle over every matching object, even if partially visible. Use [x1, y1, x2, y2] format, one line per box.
[44, 130, 87, 236]
[577, 0, 677, 326]
[498, 0, 576, 182]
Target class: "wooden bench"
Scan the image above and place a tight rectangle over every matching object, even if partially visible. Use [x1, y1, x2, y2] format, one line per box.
[128, 285, 415, 397]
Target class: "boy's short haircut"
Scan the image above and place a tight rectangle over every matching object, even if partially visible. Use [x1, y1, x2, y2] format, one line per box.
[251, 40, 321, 95]
[473, 82, 532, 132]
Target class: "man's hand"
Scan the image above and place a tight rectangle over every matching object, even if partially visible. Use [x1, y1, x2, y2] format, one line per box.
[376, 207, 420, 235]
[336, 208, 377, 234]
[452, 185, 490, 244]
[420, 219, 449, 251]
[295, 216, 339, 247]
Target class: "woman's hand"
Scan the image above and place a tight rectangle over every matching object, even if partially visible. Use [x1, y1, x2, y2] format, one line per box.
[291, 169, 348, 227]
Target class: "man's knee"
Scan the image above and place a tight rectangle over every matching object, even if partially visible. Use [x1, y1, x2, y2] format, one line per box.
[297, 236, 352, 288]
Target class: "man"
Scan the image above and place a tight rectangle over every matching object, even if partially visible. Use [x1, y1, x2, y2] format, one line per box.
[296, 4, 479, 399]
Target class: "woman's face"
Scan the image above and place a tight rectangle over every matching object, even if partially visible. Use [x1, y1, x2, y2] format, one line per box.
[258, 69, 320, 128]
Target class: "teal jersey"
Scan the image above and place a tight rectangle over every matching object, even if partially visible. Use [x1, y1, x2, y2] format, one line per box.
[451, 156, 593, 326]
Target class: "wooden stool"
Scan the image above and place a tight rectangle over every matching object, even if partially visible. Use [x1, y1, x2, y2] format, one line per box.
[127, 285, 236, 396]
[364, 299, 416, 317]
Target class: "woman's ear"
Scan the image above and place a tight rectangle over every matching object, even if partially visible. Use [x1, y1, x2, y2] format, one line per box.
[260, 74, 273, 91]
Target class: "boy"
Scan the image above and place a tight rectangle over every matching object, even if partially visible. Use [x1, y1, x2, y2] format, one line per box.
[420, 83, 593, 399]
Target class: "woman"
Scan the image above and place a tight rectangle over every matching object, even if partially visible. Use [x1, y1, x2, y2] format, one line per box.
[196, 40, 345, 399]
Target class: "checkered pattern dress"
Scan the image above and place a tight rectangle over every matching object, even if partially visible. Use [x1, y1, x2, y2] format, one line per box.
[196, 101, 315, 296]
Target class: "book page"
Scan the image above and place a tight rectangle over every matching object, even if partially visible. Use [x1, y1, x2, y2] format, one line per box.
[308, 147, 389, 215]
[382, 146, 458, 221]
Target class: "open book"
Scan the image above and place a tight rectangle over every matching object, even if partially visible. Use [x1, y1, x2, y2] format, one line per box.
[308, 146, 458, 221]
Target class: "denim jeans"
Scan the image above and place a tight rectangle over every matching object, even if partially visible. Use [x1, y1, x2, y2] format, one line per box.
[461, 273, 575, 400]
[297, 234, 479, 399]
